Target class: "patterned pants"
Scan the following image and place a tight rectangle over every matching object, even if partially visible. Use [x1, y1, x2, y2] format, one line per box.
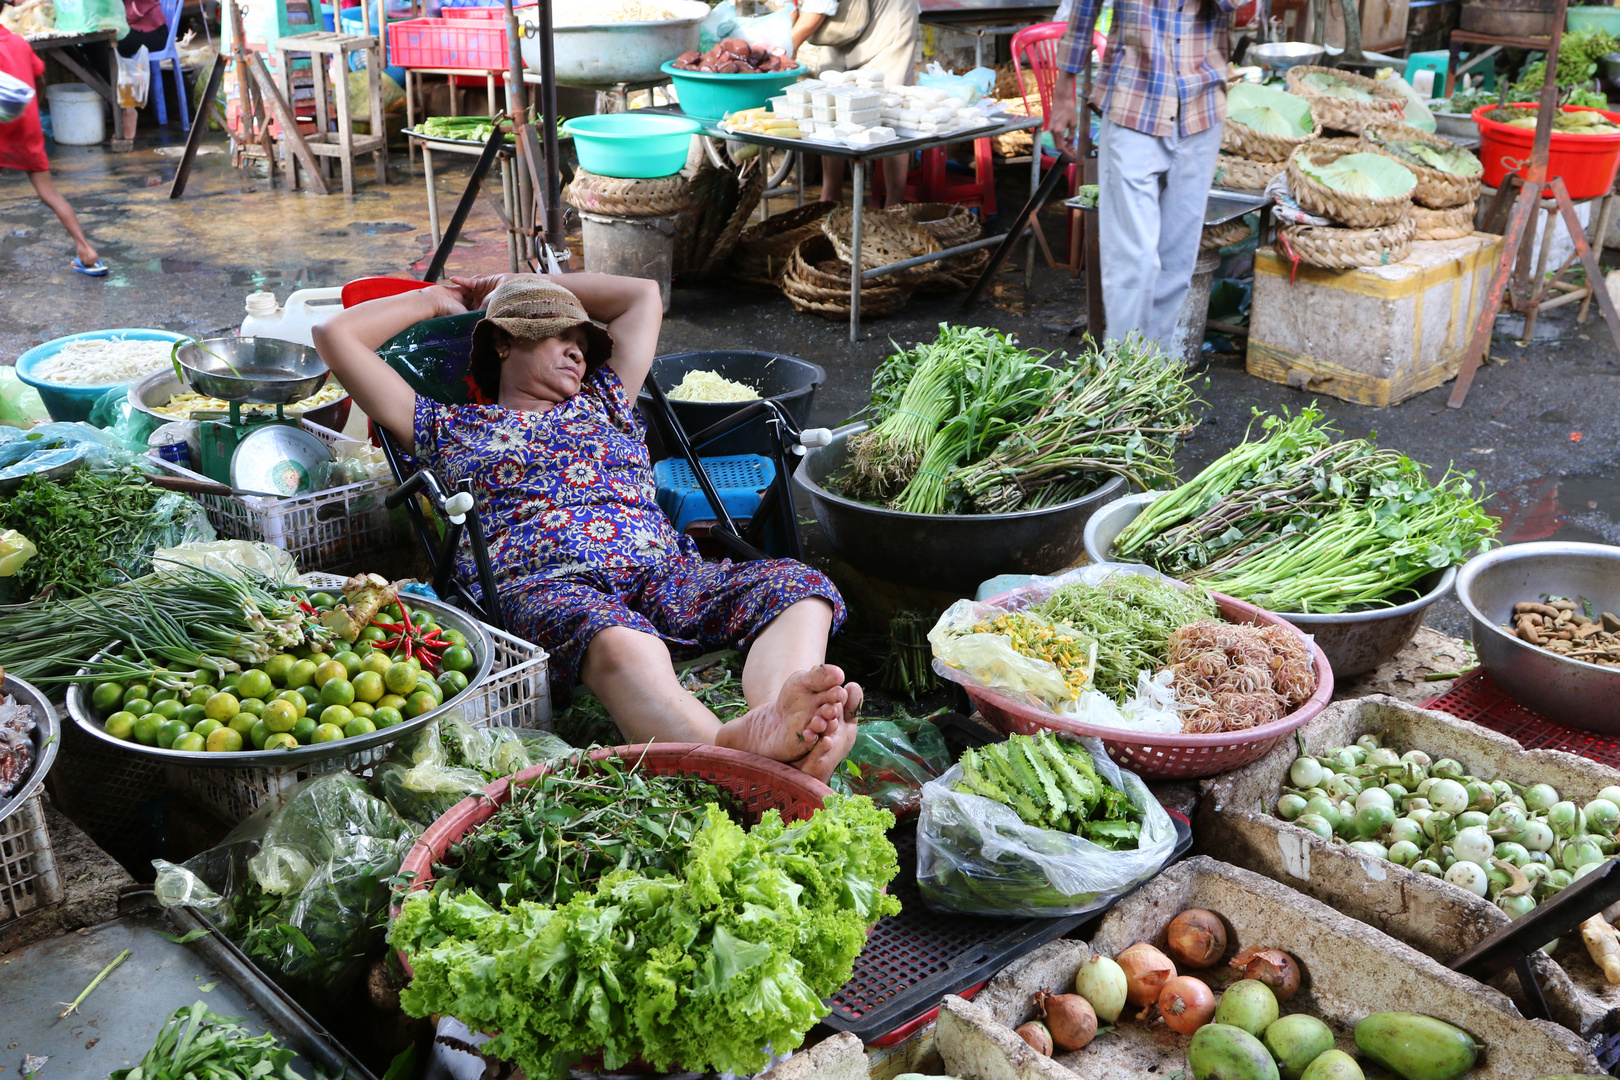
[501, 556, 847, 700]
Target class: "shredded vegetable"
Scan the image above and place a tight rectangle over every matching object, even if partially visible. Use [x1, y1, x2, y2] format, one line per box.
[153, 383, 347, 419]
[667, 369, 759, 402]
[32, 337, 176, 385]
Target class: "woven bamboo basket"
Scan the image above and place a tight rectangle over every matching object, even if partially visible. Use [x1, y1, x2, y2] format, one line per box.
[698, 157, 768, 281]
[1222, 112, 1323, 163]
[1214, 153, 1285, 191]
[1287, 141, 1414, 228]
[730, 202, 838, 290]
[1282, 216, 1416, 269]
[822, 204, 942, 285]
[565, 169, 689, 217]
[917, 245, 991, 294]
[887, 202, 981, 246]
[1362, 123, 1483, 209]
[782, 235, 911, 318]
[1202, 218, 1252, 251]
[1411, 201, 1476, 241]
[1285, 65, 1405, 134]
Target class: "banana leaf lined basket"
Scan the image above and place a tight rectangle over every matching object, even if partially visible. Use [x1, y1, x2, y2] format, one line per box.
[1214, 153, 1286, 191]
[1285, 65, 1405, 134]
[1287, 140, 1415, 228]
[1363, 122, 1483, 209]
[1282, 215, 1416, 269]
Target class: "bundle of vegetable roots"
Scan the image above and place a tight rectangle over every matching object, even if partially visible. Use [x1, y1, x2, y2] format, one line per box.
[1110, 408, 1498, 613]
[845, 327, 1201, 515]
[391, 791, 901, 1079]
[1167, 620, 1315, 733]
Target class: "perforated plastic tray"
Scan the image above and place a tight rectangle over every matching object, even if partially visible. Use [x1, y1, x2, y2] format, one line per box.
[1422, 668, 1620, 766]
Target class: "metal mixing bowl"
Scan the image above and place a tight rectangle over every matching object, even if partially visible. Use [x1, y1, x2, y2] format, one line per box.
[176, 337, 330, 405]
[129, 369, 352, 434]
[1456, 542, 1620, 732]
[1247, 42, 1327, 74]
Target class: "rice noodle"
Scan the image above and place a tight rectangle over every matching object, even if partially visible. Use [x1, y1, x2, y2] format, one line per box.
[667, 370, 759, 403]
[153, 384, 347, 419]
[32, 337, 176, 386]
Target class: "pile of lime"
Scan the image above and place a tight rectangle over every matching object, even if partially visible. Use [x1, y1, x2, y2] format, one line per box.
[84, 598, 478, 753]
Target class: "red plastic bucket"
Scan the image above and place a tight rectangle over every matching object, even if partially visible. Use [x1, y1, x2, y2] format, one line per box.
[1472, 103, 1620, 200]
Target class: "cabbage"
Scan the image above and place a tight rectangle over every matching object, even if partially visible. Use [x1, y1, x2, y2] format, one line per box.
[1228, 82, 1314, 137]
[1299, 70, 1378, 101]
[1297, 151, 1416, 198]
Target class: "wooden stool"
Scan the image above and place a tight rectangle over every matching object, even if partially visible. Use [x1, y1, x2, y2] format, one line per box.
[273, 30, 388, 194]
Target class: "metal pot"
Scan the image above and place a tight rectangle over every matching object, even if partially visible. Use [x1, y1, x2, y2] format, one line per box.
[1085, 492, 1457, 677]
[793, 424, 1127, 595]
[1456, 541, 1620, 733]
[129, 370, 353, 437]
[1431, 111, 1480, 143]
[1246, 42, 1326, 75]
[0, 674, 59, 827]
[519, 0, 708, 90]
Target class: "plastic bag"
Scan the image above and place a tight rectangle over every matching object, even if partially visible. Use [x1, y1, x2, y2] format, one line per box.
[916, 737, 1177, 916]
[917, 61, 990, 105]
[372, 717, 576, 824]
[153, 540, 296, 580]
[0, 70, 34, 124]
[118, 45, 150, 108]
[829, 717, 952, 816]
[1378, 70, 1435, 133]
[52, 0, 127, 37]
[0, 530, 37, 577]
[699, 1, 792, 54]
[0, 369, 46, 429]
[152, 773, 417, 1011]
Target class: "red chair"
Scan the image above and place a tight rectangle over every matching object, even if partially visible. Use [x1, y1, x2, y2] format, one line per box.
[902, 137, 998, 217]
[1010, 20, 1101, 266]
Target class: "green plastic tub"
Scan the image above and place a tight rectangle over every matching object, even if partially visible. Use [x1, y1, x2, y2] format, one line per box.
[1568, 5, 1620, 35]
[660, 61, 806, 123]
[560, 113, 702, 179]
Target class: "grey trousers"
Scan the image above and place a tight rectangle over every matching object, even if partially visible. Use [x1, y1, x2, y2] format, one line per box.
[1096, 115, 1223, 352]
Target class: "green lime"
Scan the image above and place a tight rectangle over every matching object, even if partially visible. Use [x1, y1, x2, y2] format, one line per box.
[311, 723, 345, 743]
[414, 612, 437, 631]
[122, 682, 151, 704]
[179, 703, 207, 726]
[250, 720, 272, 749]
[132, 714, 164, 745]
[352, 670, 384, 703]
[151, 687, 180, 703]
[286, 660, 317, 689]
[358, 626, 387, 644]
[314, 660, 347, 688]
[319, 704, 354, 729]
[90, 683, 126, 713]
[264, 654, 296, 685]
[334, 651, 362, 678]
[204, 692, 240, 721]
[152, 698, 184, 721]
[309, 651, 332, 667]
[319, 678, 355, 708]
[297, 685, 322, 709]
[192, 718, 224, 739]
[185, 685, 217, 708]
[440, 645, 476, 674]
[264, 733, 298, 751]
[376, 693, 406, 713]
[274, 690, 307, 718]
[291, 644, 313, 660]
[416, 676, 444, 705]
[229, 713, 259, 736]
[343, 717, 377, 738]
[348, 701, 375, 720]
[173, 732, 207, 752]
[352, 640, 375, 659]
[217, 676, 239, 695]
[236, 669, 273, 700]
[371, 705, 403, 728]
[263, 699, 299, 733]
[383, 662, 418, 695]
[238, 697, 266, 717]
[292, 716, 318, 743]
[403, 691, 438, 719]
[104, 712, 137, 740]
[381, 603, 402, 621]
[124, 698, 153, 718]
[437, 670, 469, 696]
[207, 727, 245, 752]
[360, 653, 391, 676]
[157, 719, 191, 749]
[439, 628, 467, 649]
[310, 591, 338, 610]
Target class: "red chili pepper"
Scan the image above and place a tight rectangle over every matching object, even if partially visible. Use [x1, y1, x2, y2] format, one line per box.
[402, 637, 414, 661]
[371, 619, 404, 633]
[299, 600, 318, 615]
[378, 636, 401, 650]
[398, 601, 416, 636]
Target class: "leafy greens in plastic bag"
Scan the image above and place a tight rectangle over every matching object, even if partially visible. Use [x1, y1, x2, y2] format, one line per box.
[828, 714, 952, 816]
[371, 714, 576, 824]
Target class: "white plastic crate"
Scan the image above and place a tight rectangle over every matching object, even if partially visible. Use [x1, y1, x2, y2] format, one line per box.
[146, 420, 399, 574]
[0, 794, 63, 923]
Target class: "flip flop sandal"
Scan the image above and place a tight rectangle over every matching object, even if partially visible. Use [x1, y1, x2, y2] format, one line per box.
[72, 257, 108, 277]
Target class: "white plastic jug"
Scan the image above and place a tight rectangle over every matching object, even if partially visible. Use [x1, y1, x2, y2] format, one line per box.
[239, 287, 344, 347]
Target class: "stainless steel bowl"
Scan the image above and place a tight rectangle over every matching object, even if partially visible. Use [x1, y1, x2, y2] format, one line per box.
[66, 591, 496, 768]
[130, 369, 353, 434]
[176, 337, 330, 406]
[1247, 41, 1327, 74]
[1456, 542, 1620, 732]
[1087, 491, 1457, 677]
[0, 674, 60, 826]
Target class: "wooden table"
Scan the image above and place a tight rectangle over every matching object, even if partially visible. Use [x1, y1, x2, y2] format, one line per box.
[25, 30, 125, 146]
[404, 127, 521, 272]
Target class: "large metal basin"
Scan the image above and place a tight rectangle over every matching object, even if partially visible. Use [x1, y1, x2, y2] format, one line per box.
[793, 425, 1126, 595]
[1086, 491, 1457, 677]
[519, 0, 708, 89]
[1457, 541, 1620, 732]
[0, 674, 59, 827]
[130, 369, 352, 434]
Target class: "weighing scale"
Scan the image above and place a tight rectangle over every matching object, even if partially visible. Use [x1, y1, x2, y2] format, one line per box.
[174, 337, 335, 495]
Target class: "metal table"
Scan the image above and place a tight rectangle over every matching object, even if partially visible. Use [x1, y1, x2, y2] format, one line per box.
[405, 127, 522, 273]
[648, 107, 1045, 340]
[24, 30, 126, 146]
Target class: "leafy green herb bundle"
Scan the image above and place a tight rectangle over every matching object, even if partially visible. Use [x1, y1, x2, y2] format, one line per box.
[112, 1001, 335, 1080]
[954, 731, 1142, 849]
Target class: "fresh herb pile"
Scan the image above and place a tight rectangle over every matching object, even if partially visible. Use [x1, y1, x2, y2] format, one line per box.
[844, 327, 1201, 515]
[433, 759, 743, 907]
[971, 612, 1096, 701]
[0, 467, 209, 599]
[392, 792, 901, 1079]
[112, 1001, 334, 1080]
[1512, 29, 1616, 104]
[1111, 409, 1498, 613]
[954, 731, 1142, 849]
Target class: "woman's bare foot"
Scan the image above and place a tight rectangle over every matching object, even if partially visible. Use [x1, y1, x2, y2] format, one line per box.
[790, 682, 862, 783]
[717, 663, 849, 764]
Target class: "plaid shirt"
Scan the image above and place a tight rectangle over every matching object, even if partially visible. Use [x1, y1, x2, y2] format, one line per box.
[1058, 0, 1235, 138]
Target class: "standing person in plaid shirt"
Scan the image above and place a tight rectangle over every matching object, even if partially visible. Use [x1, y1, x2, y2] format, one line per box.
[1047, 0, 1235, 356]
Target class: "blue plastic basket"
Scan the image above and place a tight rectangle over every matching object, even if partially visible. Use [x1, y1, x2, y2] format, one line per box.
[654, 455, 774, 534]
[14, 329, 192, 423]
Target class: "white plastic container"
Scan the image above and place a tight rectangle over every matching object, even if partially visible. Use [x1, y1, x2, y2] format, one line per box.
[811, 104, 835, 121]
[838, 107, 881, 126]
[45, 83, 104, 146]
[239, 287, 344, 347]
[785, 79, 822, 104]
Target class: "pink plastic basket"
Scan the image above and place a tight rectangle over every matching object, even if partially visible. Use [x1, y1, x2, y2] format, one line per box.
[387, 16, 507, 69]
[962, 588, 1335, 780]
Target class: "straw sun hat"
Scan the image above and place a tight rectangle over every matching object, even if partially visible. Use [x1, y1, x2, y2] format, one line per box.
[469, 278, 614, 400]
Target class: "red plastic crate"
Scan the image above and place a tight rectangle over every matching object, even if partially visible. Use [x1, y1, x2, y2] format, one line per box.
[387, 16, 506, 69]
[442, 4, 534, 18]
[1422, 668, 1620, 767]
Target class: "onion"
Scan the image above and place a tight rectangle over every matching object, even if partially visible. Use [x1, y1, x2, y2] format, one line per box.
[1165, 909, 1227, 969]
[1073, 955, 1128, 1025]
[1034, 990, 1097, 1051]
[1157, 976, 1216, 1035]
[1015, 1020, 1053, 1055]
[1229, 946, 1301, 1002]
[1117, 941, 1176, 1007]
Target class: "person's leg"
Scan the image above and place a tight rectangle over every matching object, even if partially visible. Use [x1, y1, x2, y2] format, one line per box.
[1096, 116, 1172, 346]
[1146, 120, 1224, 350]
[876, 152, 908, 208]
[27, 171, 98, 266]
[821, 156, 845, 203]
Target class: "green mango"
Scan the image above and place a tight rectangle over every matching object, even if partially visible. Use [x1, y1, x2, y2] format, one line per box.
[1353, 1013, 1480, 1080]
[1264, 1015, 1336, 1080]
[1190, 1023, 1282, 1080]
[1215, 980, 1281, 1037]
[1300, 1050, 1365, 1080]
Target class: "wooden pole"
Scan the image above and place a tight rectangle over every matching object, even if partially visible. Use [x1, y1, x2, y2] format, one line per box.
[169, 54, 227, 198]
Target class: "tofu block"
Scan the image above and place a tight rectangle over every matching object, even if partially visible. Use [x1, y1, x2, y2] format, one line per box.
[810, 104, 835, 121]
[841, 89, 881, 111]
[810, 88, 838, 107]
[820, 69, 848, 85]
[847, 126, 896, 146]
[785, 80, 822, 104]
[837, 107, 881, 126]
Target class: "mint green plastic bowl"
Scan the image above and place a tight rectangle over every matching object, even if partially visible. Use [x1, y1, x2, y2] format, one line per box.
[561, 113, 702, 179]
[660, 60, 806, 122]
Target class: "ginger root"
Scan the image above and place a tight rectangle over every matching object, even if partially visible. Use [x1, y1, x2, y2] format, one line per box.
[1581, 913, 1620, 984]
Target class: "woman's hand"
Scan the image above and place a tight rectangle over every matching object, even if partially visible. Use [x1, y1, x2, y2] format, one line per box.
[421, 283, 473, 319]
[448, 273, 523, 311]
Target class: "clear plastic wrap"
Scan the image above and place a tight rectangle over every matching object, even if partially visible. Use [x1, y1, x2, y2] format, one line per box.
[371, 716, 578, 824]
[916, 736, 1177, 917]
[828, 715, 952, 817]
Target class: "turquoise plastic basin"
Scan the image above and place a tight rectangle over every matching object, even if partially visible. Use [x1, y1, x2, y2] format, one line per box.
[561, 112, 702, 179]
[660, 60, 806, 123]
[15, 329, 192, 422]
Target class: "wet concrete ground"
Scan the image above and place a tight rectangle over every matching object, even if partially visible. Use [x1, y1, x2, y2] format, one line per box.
[5, 125, 1620, 640]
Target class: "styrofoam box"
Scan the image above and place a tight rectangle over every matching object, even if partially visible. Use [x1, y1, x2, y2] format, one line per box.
[839, 89, 881, 111]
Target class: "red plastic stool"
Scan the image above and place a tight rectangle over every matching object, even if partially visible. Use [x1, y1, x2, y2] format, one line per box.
[902, 135, 997, 217]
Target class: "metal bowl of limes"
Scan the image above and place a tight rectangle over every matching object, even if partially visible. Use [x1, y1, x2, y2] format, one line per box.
[65, 590, 494, 768]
